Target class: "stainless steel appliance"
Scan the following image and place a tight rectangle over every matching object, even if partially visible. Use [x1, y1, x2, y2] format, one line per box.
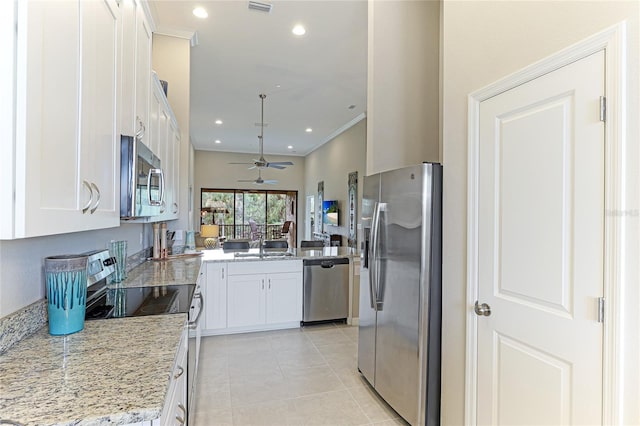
[302, 257, 349, 323]
[358, 162, 442, 426]
[120, 135, 165, 219]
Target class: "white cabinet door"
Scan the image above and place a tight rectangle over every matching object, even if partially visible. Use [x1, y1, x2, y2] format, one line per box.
[266, 272, 303, 324]
[205, 263, 227, 330]
[134, 3, 152, 148]
[8, 0, 120, 238]
[149, 82, 162, 161]
[161, 328, 188, 426]
[14, 0, 81, 238]
[167, 119, 180, 219]
[227, 274, 266, 328]
[120, 0, 152, 140]
[78, 0, 120, 228]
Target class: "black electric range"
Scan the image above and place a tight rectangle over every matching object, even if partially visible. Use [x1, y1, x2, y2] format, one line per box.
[86, 283, 195, 320]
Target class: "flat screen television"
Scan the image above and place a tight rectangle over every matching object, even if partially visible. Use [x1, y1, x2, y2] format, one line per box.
[322, 200, 339, 226]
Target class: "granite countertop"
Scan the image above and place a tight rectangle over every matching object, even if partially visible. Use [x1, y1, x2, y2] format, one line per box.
[112, 247, 358, 290]
[0, 314, 186, 426]
[200, 246, 359, 263]
[115, 256, 203, 288]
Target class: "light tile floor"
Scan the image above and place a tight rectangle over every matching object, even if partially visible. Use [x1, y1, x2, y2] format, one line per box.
[192, 323, 409, 426]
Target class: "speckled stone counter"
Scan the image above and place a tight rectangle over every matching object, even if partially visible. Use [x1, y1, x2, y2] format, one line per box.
[199, 246, 358, 263]
[111, 247, 357, 289]
[0, 314, 186, 426]
[114, 256, 202, 289]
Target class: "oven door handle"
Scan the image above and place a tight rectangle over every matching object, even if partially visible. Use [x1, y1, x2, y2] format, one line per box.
[188, 293, 203, 328]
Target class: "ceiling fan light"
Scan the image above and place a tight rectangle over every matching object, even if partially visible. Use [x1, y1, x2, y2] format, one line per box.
[192, 7, 208, 18]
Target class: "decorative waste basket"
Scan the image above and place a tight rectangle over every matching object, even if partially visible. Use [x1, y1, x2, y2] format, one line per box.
[44, 255, 89, 335]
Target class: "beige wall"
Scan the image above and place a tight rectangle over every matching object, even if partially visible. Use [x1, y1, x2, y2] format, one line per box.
[193, 150, 305, 241]
[366, 0, 440, 175]
[152, 34, 192, 231]
[305, 119, 367, 246]
[441, 2, 640, 424]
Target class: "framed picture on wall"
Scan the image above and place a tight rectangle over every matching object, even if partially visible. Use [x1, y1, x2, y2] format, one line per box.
[348, 172, 357, 248]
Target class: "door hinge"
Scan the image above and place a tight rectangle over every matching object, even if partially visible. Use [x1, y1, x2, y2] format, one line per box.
[599, 96, 606, 122]
[597, 297, 605, 323]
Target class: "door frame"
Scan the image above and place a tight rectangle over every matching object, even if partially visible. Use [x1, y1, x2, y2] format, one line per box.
[464, 22, 627, 425]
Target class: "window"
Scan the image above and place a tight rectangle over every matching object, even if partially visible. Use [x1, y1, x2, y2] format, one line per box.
[201, 189, 296, 241]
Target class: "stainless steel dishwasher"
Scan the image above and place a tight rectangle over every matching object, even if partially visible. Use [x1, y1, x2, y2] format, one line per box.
[302, 257, 350, 323]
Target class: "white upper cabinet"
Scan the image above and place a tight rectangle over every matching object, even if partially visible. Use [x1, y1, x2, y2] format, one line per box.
[150, 74, 180, 222]
[120, 0, 153, 145]
[79, 0, 120, 226]
[1, 0, 121, 239]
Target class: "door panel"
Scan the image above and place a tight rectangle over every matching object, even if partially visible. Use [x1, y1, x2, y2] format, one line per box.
[357, 173, 380, 385]
[477, 51, 605, 425]
[266, 272, 302, 324]
[374, 165, 425, 425]
[227, 275, 265, 328]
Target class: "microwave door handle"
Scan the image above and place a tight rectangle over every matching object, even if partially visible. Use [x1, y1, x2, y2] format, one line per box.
[159, 168, 165, 204]
[147, 168, 163, 206]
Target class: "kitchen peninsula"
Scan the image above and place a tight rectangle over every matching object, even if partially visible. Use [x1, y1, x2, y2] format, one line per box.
[0, 248, 356, 426]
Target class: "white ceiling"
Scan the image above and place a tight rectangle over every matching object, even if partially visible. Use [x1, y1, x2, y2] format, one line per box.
[149, 0, 367, 157]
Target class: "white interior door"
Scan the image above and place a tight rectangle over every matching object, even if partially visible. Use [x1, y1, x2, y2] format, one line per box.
[476, 50, 605, 425]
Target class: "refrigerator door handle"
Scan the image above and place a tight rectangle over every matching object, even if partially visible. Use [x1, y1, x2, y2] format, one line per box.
[370, 202, 387, 311]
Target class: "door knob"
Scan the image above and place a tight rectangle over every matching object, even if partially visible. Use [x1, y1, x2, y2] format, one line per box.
[474, 301, 491, 316]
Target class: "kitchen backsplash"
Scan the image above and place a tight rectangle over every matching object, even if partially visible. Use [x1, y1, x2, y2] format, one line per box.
[0, 299, 47, 354]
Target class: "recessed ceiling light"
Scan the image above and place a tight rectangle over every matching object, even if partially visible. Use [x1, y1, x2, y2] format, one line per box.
[292, 24, 306, 36]
[215, 119, 223, 125]
[275, 84, 281, 88]
[192, 7, 208, 18]
[214, 140, 221, 144]
[305, 128, 313, 133]
[287, 145, 293, 149]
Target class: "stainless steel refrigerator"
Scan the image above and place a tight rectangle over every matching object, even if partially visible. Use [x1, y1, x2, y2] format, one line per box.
[358, 163, 442, 426]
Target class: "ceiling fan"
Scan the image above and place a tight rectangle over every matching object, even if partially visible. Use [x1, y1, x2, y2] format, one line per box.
[229, 94, 294, 170]
[237, 168, 278, 185]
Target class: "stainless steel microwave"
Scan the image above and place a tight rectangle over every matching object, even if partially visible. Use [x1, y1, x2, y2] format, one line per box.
[120, 136, 165, 219]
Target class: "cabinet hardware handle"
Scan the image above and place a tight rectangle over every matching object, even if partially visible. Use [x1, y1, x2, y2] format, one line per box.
[175, 415, 185, 425]
[174, 365, 184, 379]
[269, 279, 271, 290]
[173, 202, 178, 214]
[222, 268, 225, 279]
[82, 180, 93, 214]
[262, 279, 264, 290]
[135, 116, 145, 139]
[90, 183, 100, 214]
[188, 293, 203, 328]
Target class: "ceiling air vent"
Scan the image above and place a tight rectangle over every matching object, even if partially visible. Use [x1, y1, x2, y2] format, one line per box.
[248, 1, 272, 13]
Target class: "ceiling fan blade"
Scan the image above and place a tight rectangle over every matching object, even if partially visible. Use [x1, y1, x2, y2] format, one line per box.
[268, 161, 294, 166]
[229, 162, 254, 165]
[263, 180, 278, 185]
[266, 164, 286, 170]
[237, 179, 256, 182]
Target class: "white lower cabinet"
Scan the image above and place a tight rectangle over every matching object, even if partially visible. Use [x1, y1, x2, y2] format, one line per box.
[204, 262, 227, 330]
[227, 260, 303, 331]
[161, 327, 188, 426]
[203, 260, 303, 334]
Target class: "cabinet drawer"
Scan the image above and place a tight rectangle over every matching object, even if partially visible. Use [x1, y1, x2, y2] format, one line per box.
[227, 259, 302, 276]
